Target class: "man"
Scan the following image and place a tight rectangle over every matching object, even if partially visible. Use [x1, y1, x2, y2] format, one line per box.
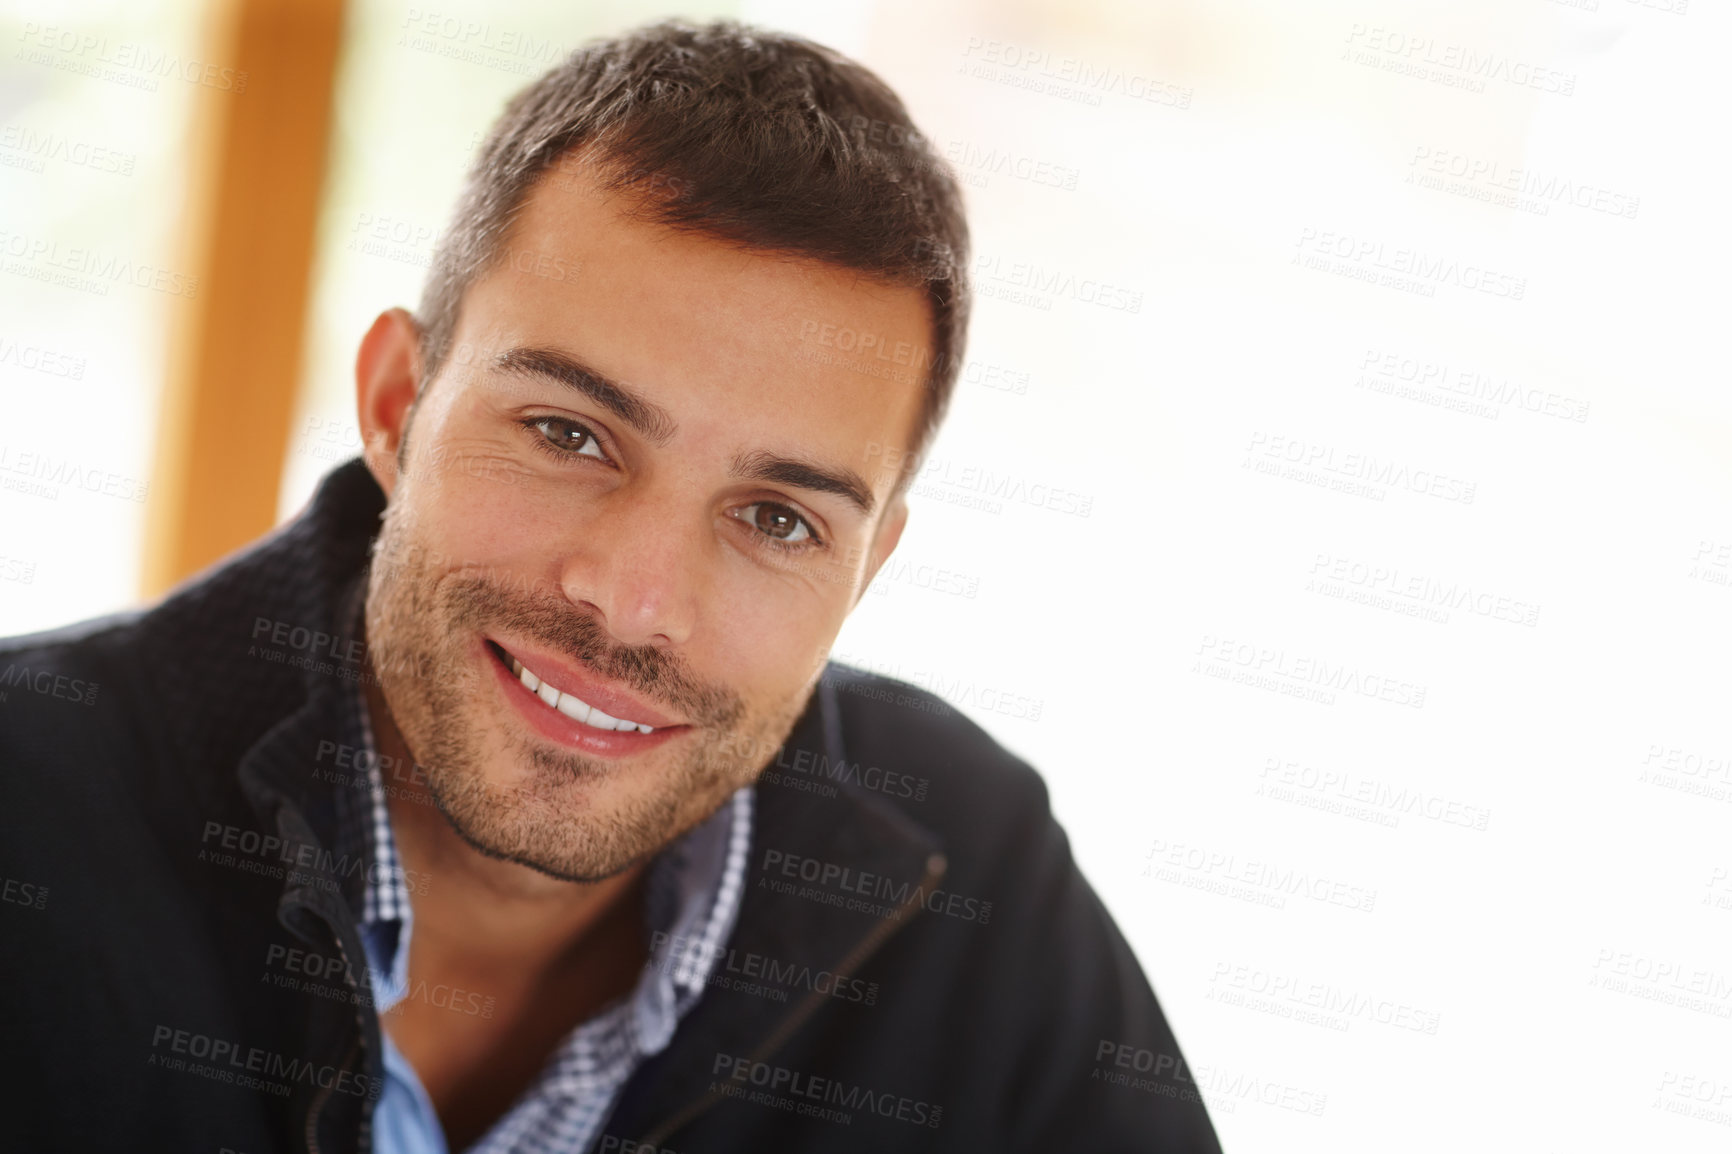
[0, 20, 1219, 1154]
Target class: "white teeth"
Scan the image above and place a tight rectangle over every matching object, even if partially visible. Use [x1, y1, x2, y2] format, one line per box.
[591, 708, 655, 734]
[555, 693, 591, 725]
[511, 658, 540, 692]
[507, 651, 656, 733]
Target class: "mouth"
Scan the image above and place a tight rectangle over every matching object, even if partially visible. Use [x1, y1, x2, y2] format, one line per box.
[482, 638, 688, 755]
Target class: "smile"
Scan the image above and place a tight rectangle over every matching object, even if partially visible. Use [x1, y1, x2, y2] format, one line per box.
[506, 653, 661, 734]
[481, 637, 687, 756]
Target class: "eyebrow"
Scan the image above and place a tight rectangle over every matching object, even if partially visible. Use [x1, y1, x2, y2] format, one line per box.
[491, 346, 677, 446]
[731, 450, 877, 517]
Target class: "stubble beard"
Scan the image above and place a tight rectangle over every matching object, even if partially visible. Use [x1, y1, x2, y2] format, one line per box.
[362, 498, 811, 883]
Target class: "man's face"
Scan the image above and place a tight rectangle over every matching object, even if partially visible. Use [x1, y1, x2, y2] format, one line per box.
[358, 165, 931, 883]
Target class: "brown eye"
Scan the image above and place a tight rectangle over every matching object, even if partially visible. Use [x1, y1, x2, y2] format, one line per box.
[529, 417, 606, 460]
[740, 502, 814, 544]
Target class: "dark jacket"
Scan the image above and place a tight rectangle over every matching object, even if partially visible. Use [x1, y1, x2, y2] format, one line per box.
[0, 458, 1220, 1153]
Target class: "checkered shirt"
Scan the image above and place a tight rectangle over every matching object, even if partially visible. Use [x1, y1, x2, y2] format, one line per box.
[331, 587, 753, 1154]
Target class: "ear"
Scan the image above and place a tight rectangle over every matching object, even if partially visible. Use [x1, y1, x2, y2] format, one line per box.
[851, 495, 910, 610]
[355, 308, 424, 500]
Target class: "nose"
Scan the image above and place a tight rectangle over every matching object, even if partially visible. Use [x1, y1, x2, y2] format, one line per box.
[556, 485, 703, 649]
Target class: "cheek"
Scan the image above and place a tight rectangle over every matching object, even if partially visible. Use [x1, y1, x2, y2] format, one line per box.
[702, 571, 843, 689]
[412, 465, 559, 573]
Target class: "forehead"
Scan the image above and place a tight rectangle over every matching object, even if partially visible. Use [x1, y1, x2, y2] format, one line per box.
[452, 165, 933, 481]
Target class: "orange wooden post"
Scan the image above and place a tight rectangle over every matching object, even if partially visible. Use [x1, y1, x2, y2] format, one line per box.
[143, 0, 346, 597]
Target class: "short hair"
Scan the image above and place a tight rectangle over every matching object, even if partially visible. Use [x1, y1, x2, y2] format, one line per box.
[413, 18, 971, 474]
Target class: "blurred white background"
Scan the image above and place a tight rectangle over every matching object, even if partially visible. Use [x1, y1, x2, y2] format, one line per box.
[4, 0, 1729, 1148]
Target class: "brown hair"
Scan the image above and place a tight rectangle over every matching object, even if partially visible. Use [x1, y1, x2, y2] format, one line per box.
[413, 18, 970, 467]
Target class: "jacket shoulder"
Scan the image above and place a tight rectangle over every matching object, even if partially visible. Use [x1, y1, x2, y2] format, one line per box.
[0, 459, 379, 801]
[0, 609, 146, 743]
[793, 664, 1222, 1150]
[820, 661, 1052, 832]
[0, 539, 302, 778]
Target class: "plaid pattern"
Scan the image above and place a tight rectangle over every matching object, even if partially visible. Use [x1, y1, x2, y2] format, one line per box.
[332, 585, 754, 1154]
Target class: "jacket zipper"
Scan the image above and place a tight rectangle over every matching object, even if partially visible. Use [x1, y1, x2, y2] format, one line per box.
[305, 922, 370, 1154]
[631, 850, 949, 1149]
[305, 1036, 359, 1154]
